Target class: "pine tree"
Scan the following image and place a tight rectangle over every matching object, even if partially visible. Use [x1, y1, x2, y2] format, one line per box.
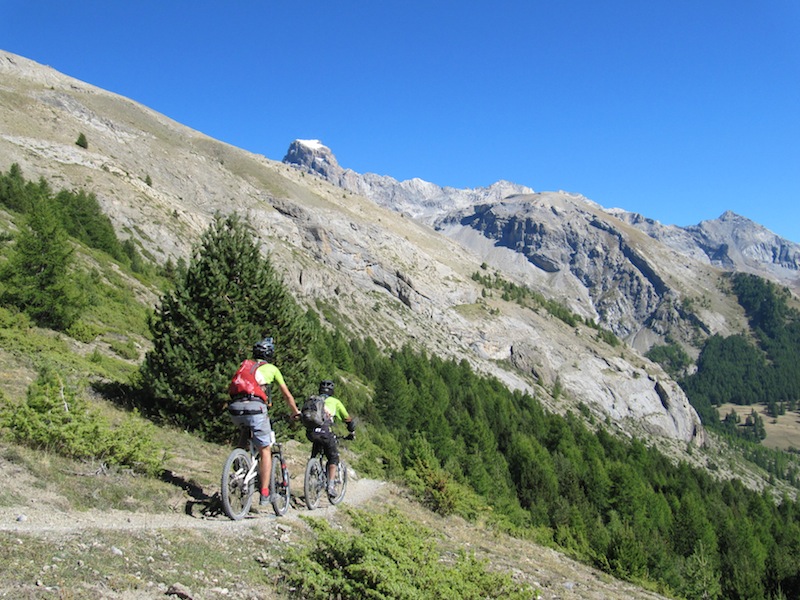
[139, 213, 312, 440]
[0, 198, 85, 330]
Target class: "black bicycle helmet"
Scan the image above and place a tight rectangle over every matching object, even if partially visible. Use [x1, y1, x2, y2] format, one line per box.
[319, 379, 335, 396]
[253, 337, 275, 360]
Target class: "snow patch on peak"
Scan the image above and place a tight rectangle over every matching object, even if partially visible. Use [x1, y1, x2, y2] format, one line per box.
[297, 139, 325, 151]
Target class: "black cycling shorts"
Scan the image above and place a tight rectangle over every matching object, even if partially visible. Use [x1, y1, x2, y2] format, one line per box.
[306, 428, 340, 465]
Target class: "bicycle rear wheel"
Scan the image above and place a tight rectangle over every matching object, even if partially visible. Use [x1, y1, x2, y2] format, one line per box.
[271, 450, 290, 516]
[303, 457, 324, 510]
[328, 460, 348, 505]
[221, 448, 254, 520]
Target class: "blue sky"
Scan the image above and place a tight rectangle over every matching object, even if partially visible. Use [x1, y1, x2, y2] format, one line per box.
[3, 1, 800, 242]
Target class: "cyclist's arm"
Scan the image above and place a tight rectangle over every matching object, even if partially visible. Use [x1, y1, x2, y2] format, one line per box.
[278, 381, 300, 416]
[329, 398, 350, 422]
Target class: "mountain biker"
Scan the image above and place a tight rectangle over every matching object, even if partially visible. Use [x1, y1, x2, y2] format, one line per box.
[304, 379, 357, 498]
[227, 337, 300, 506]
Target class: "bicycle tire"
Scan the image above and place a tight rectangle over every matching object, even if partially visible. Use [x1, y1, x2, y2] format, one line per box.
[221, 448, 254, 520]
[271, 451, 291, 516]
[329, 460, 348, 505]
[303, 457, 324, 510]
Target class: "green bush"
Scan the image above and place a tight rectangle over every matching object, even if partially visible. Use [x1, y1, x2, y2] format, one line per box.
[1, 367, 164, 475]
[279, 508, 538, 599]
[109, 338, 140, 360]
[66, 320, 102, 343]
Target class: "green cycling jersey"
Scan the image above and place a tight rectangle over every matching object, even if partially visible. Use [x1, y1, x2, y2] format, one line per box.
[323, 395, 350, 423]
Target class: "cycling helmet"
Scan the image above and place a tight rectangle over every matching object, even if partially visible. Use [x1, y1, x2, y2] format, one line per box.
[253, 337, 275, 360]
[319, 380, 335, 396]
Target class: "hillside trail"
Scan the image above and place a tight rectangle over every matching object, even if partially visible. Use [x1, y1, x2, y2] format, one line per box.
[0, 452, 669, 600]
[0, 451, 385, 535]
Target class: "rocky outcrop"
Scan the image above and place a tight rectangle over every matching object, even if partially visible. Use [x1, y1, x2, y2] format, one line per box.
[283, 139, 344, 182]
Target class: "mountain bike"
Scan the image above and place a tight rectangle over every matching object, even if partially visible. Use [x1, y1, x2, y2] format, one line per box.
[303, 435, 349, 510]
[220, 417, 291, 520]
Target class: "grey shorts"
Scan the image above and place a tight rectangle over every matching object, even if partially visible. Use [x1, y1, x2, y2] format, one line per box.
[228, 400, 272, 449]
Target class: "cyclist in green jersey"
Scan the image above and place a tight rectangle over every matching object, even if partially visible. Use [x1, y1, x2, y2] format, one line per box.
[304, 379, 357, 498]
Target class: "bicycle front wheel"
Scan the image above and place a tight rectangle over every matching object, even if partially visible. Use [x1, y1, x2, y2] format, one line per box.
[303, 457, 324, 510]
[271, 450, 291, 516]
[221, 448, 255, 520]
[329, 460, 348, 505]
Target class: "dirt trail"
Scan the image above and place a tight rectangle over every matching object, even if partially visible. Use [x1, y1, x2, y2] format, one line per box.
[0, 475, 386, 535]
[0, 452, 670, 600]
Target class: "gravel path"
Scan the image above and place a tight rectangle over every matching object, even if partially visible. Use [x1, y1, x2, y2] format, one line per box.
[0, 476, 387, 535]
[0, 452, 670, 600]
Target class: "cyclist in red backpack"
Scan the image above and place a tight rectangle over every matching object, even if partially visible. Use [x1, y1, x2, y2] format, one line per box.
[227, 337, 300, 506]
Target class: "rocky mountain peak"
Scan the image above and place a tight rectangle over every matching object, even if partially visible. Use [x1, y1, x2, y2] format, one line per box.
[283, 139, 344, 181]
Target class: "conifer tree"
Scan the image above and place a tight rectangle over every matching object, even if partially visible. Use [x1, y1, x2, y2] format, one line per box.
[139, 213, 312, 440]
[0, 198, 84, 330]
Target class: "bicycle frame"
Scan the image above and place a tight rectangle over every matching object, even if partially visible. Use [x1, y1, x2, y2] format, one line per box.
[221, 419, 291, 519]
[241, 437, 260, 491]
[303, 439, 348, 510]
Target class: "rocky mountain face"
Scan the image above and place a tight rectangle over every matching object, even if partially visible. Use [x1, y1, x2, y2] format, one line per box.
[283, 139, 534, 222]
[285, 141, 800, 350]
[2, 49, 761, 451]
[284, 139, 800, 290]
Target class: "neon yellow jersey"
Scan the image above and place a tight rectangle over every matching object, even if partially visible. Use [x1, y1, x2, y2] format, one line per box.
[254, 363, 285, 386]
[324, 396, 350, 423]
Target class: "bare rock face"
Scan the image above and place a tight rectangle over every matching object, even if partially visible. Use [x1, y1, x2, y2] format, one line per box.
[613, 209, 800, 284]
[283, 139, 534, 222]
[436, 194, 687, 341]
[283, 139, 344, 181]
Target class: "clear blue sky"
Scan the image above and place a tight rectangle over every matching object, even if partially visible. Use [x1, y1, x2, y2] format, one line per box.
[3, 1, 800, 242]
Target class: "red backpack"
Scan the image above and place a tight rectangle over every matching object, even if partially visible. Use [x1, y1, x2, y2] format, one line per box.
[228, 359, 268, 402]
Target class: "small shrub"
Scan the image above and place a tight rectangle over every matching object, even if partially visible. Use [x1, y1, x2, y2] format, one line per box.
[76, 133, 88, 149]
[552, 376, 563, 401]
[278, 509, 538, 599]
[0, 305, 32, 329]
[403, 433, 484, 518]
[67, 320, 102, 343]
[1, 367, 164, 475]
[109, 338, 139, 360]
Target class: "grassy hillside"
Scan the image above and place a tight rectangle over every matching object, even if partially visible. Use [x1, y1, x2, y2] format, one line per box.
[5, 168, 800, 600]
[0, 190, 549, 599]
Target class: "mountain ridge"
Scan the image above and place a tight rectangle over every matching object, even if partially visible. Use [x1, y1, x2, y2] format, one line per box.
[284, 138, 800, 287]
[0, 48, 755, 451]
